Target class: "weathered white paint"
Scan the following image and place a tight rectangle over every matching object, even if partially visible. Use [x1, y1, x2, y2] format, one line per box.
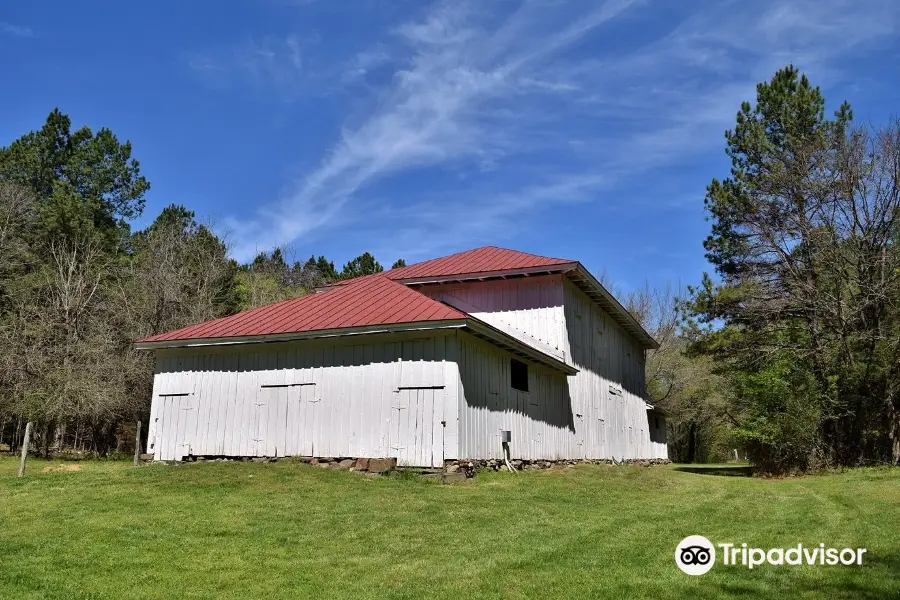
[562, 278, 665, 460]
[419, 275, 568, 355]
[456, 332, 577, 460]
[147, 273, 667, 465]
[422, 275, 667, 461]
[147, 331, 459, 467]
[424, 293, 564, 364]
[454, 329, 667, 461]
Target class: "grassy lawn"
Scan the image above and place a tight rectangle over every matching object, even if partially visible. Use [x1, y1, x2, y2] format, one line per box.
[0, 457, 897, 600]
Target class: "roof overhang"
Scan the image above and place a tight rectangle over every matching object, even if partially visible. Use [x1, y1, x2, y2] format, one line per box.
[134, 317, 577, 376]
[462, 317, 578, 375]
[393, 262, 579, 286]
[566, 264, 659, 350]
[134, 320, 469, 350]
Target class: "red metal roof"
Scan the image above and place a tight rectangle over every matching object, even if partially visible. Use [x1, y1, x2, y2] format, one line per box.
[137, 274, 467, 343]
[137, 246, 593, 345]
[386, 246, 574, 281]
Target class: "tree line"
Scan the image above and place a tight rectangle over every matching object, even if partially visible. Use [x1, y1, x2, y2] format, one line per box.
[0, 110, 400, 456]
[2, 65, 898, 474]
[637, 67, 900, 473]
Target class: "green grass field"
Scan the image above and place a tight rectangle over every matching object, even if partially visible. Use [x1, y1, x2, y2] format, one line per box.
[0, 457, 897, 600]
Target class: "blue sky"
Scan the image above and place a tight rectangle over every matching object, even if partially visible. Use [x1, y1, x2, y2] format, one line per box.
[2, 1, 899, 293]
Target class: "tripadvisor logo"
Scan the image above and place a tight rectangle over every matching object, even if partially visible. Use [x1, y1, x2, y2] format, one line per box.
[675, 536, 867, 576]
[675, 535, 716, 575]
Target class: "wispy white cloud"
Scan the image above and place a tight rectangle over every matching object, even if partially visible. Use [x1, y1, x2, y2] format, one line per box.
[227, 0, 642, 259]
[1, 22, 33, 38]
[215, 0, 898, 261]
[341, 44, 391, 83]
[187, 34, 313, 98]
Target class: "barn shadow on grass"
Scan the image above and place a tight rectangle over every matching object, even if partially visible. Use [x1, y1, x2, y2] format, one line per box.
[674, 465, 753, 477]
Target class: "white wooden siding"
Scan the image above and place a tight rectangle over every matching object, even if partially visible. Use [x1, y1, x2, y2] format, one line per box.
[438, 276, 667, 461]
[147, 332, 459, 467]
[647, 411, 668, 460]
[419, 275, 567, 355]
[456, 332, 577, 461]
[562, 279, 665, 460]
[392, 388, 443, 466]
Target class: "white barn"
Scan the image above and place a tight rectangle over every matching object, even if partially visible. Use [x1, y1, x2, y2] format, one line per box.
[136, 247, 666, 467]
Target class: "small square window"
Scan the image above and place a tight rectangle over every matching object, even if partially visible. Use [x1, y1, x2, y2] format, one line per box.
[511, 359, 528, 392]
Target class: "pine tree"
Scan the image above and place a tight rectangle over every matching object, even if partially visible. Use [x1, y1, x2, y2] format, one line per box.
[685, 66, 900, 472]
[341, 252, 383, 279]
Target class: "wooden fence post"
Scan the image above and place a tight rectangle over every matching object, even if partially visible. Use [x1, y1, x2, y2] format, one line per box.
[133, 420, 142, 466]
[17, 421, 31, 477]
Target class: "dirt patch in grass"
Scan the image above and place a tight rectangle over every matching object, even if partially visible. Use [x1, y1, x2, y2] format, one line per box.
[40, 464, 82, 473]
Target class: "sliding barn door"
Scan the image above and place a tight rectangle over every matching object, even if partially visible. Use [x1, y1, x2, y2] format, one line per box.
[254, 383, 317, 457]
[391, 387, 443, 468]
[155, 394, 197, 461]
[254, 385, 289, 457]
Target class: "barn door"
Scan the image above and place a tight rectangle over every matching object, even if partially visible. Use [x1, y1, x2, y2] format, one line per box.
[255, 383, 315, 457]
[392, 387, 442, 467]
[254, 386, 288, 457]
[156, 393, 197, 461]
[290, 383, 316, 457]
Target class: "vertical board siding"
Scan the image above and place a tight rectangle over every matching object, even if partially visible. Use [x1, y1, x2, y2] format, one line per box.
[647, 412, 669, 460]
[450, 276, 666, 461]
[146, 332, 459, 467]
[457, 332, 576, 461]
[562, 279, 666, 460]
[145, 274, 667, 464]
[419, 274, 567, 354]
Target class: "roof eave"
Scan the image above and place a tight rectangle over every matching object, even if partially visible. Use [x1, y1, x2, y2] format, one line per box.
[464, 318, 579, 376]
[394, 262, 579, 286]
[134, 319, 469, 350]
[567, 264, 660, 350]
[393, 261, 657, 350]
[134, 315, 577, 376]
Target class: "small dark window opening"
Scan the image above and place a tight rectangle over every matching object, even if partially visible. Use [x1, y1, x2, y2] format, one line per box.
[654, 416, 660, 429]
[510, 359, 529, 392]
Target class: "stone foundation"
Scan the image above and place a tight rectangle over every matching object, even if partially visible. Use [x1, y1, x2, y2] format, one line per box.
[184, 455, 402, 474]
[445, 457, 672, 473]
[164, 455, 670, 479]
